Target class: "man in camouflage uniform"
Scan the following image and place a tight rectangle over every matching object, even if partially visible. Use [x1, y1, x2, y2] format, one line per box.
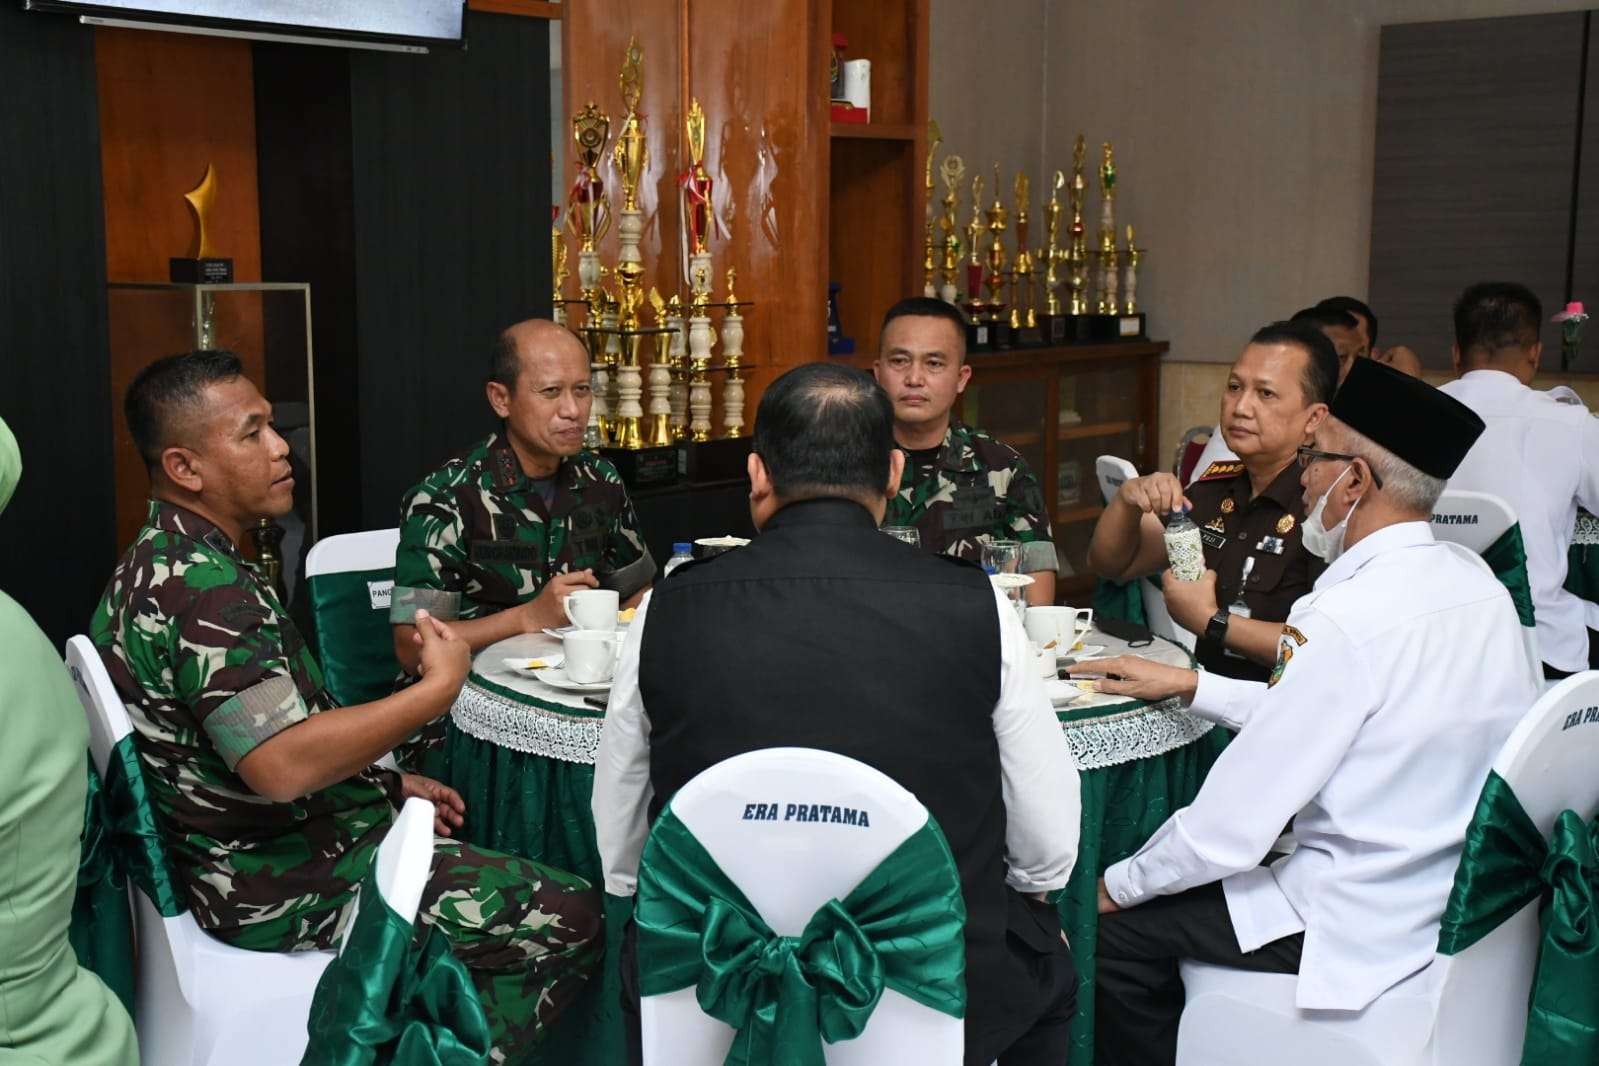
[93, 350, 601, 1061]
[390, 320, 654, 712]
[874, 297, 1057, 603]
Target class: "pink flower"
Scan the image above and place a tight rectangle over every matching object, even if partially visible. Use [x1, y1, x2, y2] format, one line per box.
[1553, 301, 1588, 323]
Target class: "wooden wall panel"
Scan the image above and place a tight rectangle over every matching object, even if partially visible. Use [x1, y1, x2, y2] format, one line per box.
[1369, 14, 1583, 369]
[96, 27, 265, 546]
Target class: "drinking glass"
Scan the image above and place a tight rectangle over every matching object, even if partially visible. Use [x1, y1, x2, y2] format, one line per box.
[981, 538, 1022, 575]
[881, 525, 921, 548]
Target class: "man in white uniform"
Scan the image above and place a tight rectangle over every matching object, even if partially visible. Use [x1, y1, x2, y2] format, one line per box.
[1440, 281, 1599, 678]
[1072, 358, 1535, 1065]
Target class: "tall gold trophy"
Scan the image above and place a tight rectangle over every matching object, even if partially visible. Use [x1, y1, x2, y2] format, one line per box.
[924, 120, 941, 298]
[961, 173, 990, 348]
[1095, 142, 1119, 315]
[1041, 169, 1068, 343]
[984, 164, 1011, 346]
[1067, 135, 1089, 319]
[1010, 172, 1039, 342]
[939, 155, 965, 304]
[609, 39, 648, 451]
[568, 102, 612, 447]
[551, 217, 569, 327]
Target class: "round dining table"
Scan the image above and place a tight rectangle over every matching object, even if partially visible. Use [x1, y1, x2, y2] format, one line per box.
[439, 625, 1225, 1066]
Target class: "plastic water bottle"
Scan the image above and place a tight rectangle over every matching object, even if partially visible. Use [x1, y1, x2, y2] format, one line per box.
[663, 542, 694, 578]
[1163, 510, 1205, 581]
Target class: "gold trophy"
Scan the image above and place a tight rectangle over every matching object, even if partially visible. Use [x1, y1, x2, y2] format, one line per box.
[171, 163, 234, 284]
[646, 289, 674, 447]
[1096, 141, 1119, 315]
[666, 293, 689, 441]
[984, 164, 1011, 344]
[551, 218, 570, 327]
[682, 99, 714, 256]
[569, 100, 614, 448]
[1010, 172, 1036, 337]
[1119, 223, 1146, 338]
[1041, 169, 1067, 342]
[688, 262, 715, 442]
[609, 37, 649, 450]
[721, 267, 745, 437]
[939, 154, 965, 304]
[924, 120, 941, 298]
[963, 173, 986, 316]
[1068, 135, 1089, 318]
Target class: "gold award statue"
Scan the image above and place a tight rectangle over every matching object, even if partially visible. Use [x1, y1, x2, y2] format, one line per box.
[611, 36, 649, 450]
[1097, 141, 1119, 315]
[1011, 171, 1034, 331]
[964, 172, 985, 314]
[924, 120, 942, 297]
[1043, 169, 1065, 318]
[1068, 135, 1089, 316]
[984, 163, 1009, 321]
[681, 99, 713, 256]
[170, 162, 234, 284]
[939, 154, 965, 304]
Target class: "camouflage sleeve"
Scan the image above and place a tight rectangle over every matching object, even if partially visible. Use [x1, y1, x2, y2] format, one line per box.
[392, 479, 466, 624]
[601, 483, 656, 600]
[1001, 455, 1058, 573]
[166, 580, 312, 771]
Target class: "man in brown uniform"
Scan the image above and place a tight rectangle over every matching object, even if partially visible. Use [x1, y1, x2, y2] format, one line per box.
[1087, 321, 1339, 682]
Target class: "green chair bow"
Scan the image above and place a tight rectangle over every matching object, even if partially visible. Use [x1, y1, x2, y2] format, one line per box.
[302, 869, 491, 1066]
[1438, 770, 1599, 1064]
[69, 757, 138, 1014]
[1481, 524, 1537, 629]
[308, 567, 402, 708]
[98, 733, 187, 919]
[636, 807, 967, 1066]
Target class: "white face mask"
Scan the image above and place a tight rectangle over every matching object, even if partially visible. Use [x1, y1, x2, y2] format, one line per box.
[1301, 464, 1360, 563]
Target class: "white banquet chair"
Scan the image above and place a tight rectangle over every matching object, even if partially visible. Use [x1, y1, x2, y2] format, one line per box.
[66, 635, 335, 1066]
[1428, 490, 1542, 689]
[304, 527, 402, 710]
[1175, 671, 1599, 1066]
[1095, 454, 1193, 651]
[639, 747, 963, 1065]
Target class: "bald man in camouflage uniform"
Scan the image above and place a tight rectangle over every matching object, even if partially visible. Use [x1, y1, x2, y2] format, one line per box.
[96, 351, 601, 1061]
[874, 298, 1057, 602]
[390, 321, 654, 765]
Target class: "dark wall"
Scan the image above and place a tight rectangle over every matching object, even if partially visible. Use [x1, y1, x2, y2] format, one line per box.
[0, 6, 115, 649]
[1370, 12, 1586, 368]
[349, 11, 553, 528]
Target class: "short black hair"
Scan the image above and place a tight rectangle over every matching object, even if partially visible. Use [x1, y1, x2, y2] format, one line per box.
[124, 349, 244, 472]
[1453, 282, 1542, 359]
[1247, 320, 1340, 406]
[490, 329, 522, 388]
[753, 362, 895, 502]
[1290, 305, 1360, 334]
[880, 297, 969, 361]
[1315, 296, 1378, 345]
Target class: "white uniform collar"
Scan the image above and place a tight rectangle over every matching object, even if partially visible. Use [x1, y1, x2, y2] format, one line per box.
[1458, 368, 1526, 391]
[1313, 520, 1435, 591]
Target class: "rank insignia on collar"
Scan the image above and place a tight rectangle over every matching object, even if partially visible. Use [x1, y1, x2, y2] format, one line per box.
[1277, 514, 1295, 535]
[1219, 498, 1236, 514]
[1196, 461, 1245, 482]
[1205, 515, 1226, 532]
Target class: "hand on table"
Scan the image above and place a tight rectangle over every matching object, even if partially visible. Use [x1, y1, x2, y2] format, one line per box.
[1161, 567, 1220, 635]
[1066, 654, 1198, 703]
[1097, 878, 1121, 915]
[1115, 471, 1191, 517]
[412, 610, 470, 691]
[520, 569, 600, 633]
[399, 772, 467, 837]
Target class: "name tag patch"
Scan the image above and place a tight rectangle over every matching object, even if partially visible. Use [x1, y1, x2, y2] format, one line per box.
[947, 484, 996, 530]
[367, 580, 393, 610]
[470, 539, 540, 565]
[1201, 527, 1226, 550]
[741, 802, 872, 827]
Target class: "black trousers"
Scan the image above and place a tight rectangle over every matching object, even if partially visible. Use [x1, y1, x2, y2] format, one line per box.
[1095, 882, 1303, 1066]
[620, 889, 1077, 1066]
[1541, 626, 1599, 680]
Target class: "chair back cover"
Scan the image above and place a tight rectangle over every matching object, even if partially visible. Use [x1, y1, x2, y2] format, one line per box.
[1431, 672, 1599, 1066]
[638, 747, 965, 1065]
[370, 798, 434, 931]
[1095, 454, 1138, 507]
[1430, 490, 1540, 681]
[305, 529, 402, 707]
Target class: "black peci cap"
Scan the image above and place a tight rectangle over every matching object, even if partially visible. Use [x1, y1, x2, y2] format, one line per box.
[1329, 358, 1485, 479]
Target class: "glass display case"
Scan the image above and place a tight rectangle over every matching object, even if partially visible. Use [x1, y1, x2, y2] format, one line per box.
[958, 341, 1165, 604]
[106, 282, 316, 594]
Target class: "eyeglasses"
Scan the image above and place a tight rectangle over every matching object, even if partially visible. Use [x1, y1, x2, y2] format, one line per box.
[1295, 445, 1384, 489]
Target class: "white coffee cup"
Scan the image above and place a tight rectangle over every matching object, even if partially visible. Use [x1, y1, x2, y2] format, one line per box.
[563, 588, 619, 631]
[1031, 641, 1056, 679]
[1025, 605, 1095, 648]
[563, 629, 619, 684]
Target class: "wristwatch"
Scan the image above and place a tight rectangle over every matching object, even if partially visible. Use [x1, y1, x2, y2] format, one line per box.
[1204, 608, 1231, 646]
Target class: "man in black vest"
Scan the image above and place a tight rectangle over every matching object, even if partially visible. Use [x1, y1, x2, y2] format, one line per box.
[594, 362, 1082, 1065]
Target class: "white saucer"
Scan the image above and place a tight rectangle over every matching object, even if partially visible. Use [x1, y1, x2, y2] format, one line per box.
[542, 621, 631, 640]
[1043, 679, 1084, 705]
[532, 665, 613, 693]
[1059, 643, 1107, 660]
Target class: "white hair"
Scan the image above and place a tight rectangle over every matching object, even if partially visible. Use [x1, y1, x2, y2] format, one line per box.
[1334, 422, 1446, 512]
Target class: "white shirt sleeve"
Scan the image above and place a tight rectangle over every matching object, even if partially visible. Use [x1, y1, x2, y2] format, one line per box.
[1575, 412, 1599, 516]
[1103, 609, 1375, 908]
[991, 586, 1082, 893]
[592, 591, 655, 897]
[1189, 671, 1267, 732]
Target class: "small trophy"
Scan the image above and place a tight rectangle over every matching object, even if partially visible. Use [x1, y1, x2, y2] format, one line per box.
[939, 155, 965, 304]
[722, 268, 746, 438]
[961, 173, 991, 351]
[1118, 223, 1147, 339]
[983, 164, 1012, 348]
[551, 212, 569, 327]
[1040, 169, 1069, 344]
[170, 163, 234, 284]
[1010, 172, 1041, 346]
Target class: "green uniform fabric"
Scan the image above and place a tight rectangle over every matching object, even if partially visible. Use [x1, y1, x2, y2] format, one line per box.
[392, 433, 655, 626]
[93, 500, 603, 1061]
[886, 421, 1058, 574]
[0, 417, 138, 1066]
